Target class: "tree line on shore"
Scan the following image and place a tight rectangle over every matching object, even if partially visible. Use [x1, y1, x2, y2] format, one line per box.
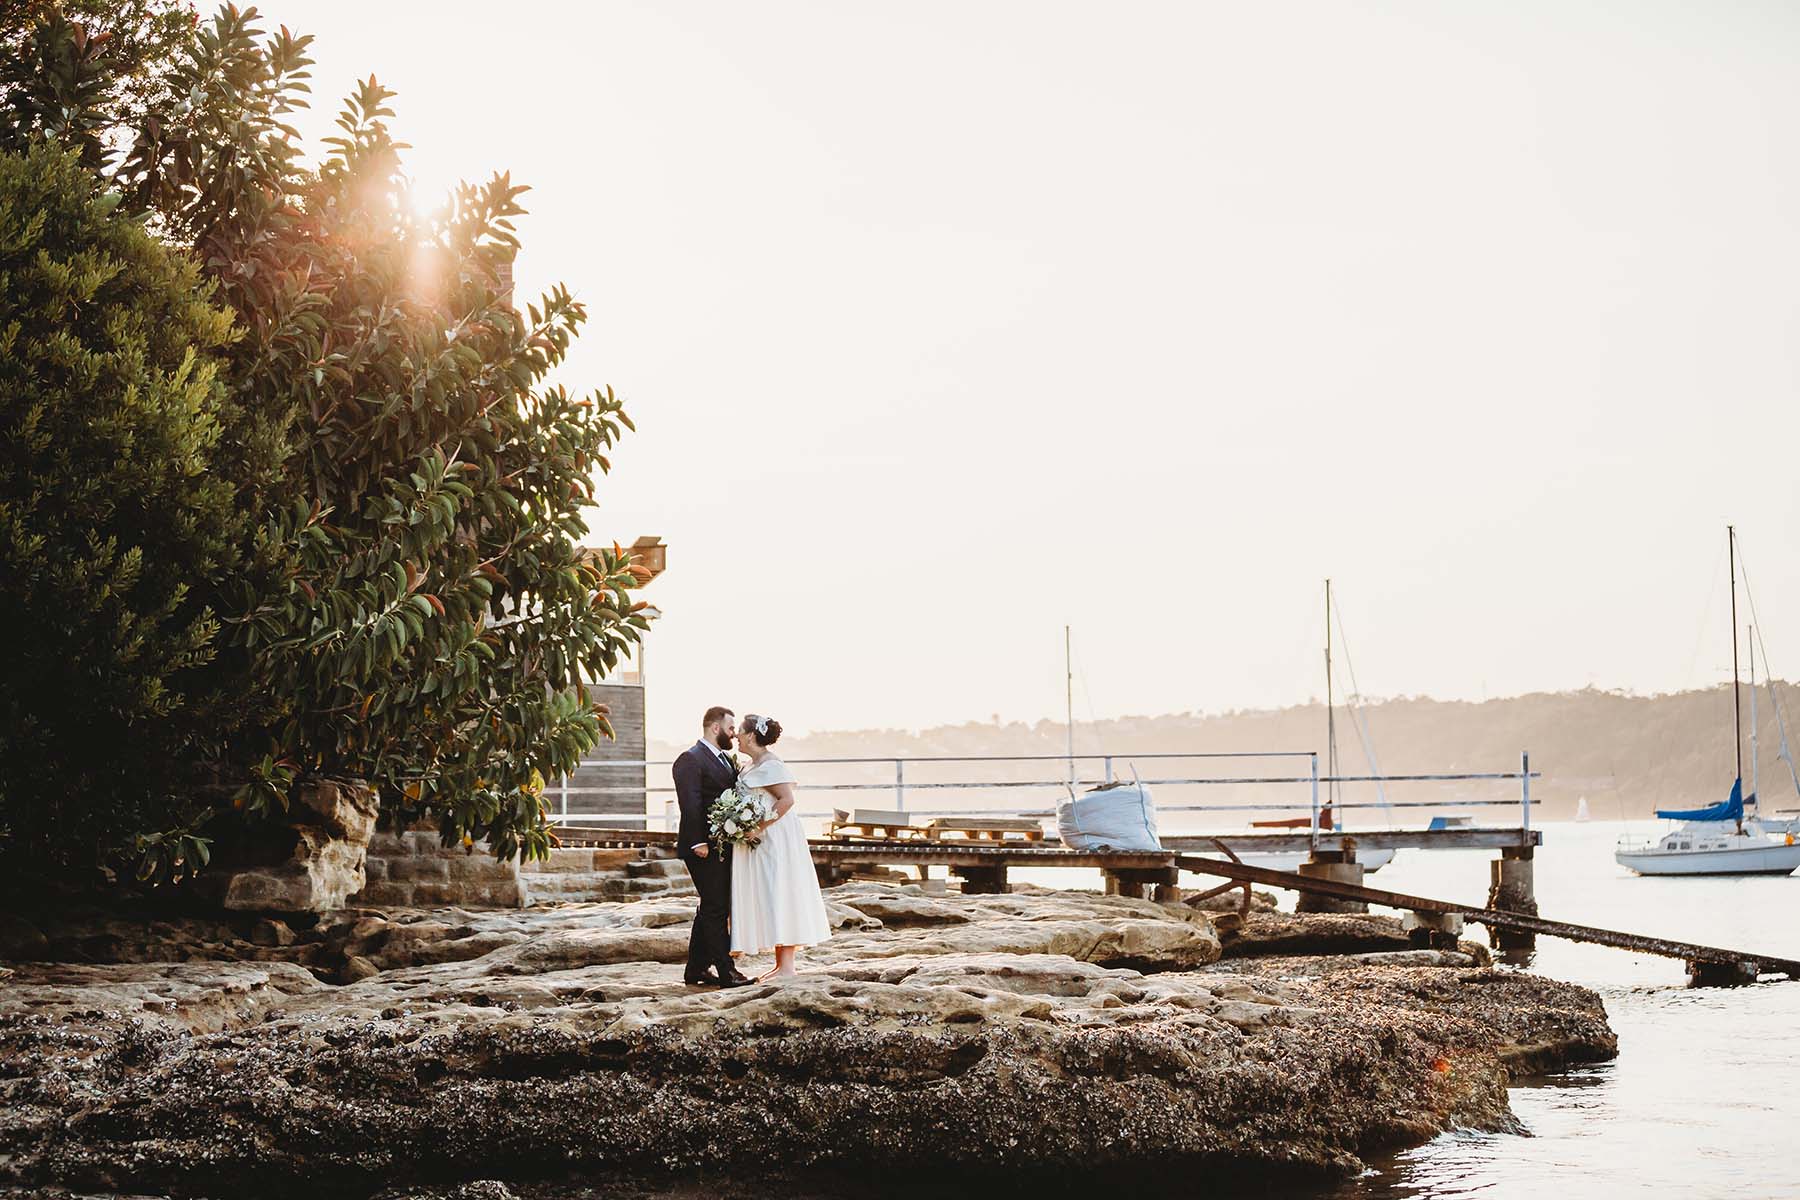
[0, 2, 649, 890]
[703, 684, 1798, 822]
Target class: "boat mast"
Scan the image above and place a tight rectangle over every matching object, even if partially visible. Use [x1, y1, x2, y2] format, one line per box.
[1730, 526, 1744, 831]
[1064, 625, 1074, 791]
[1750, 622, 1760, 812]
[1325, 579, 1338, 814]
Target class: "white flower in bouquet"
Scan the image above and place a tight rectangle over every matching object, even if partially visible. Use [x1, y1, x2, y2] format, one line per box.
[707, 781, 766, 850]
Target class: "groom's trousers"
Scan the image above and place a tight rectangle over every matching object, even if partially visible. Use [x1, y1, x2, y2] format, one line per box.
[679, 845, 734, 978]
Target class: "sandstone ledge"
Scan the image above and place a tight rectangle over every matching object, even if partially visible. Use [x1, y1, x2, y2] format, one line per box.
[0, 886, 1615, 1197]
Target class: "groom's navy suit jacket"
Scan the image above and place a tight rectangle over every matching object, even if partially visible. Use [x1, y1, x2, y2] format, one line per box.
[672, 740, 737, 857]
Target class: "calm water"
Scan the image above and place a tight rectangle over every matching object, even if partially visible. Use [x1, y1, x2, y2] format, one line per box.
[1302, 820, 1800, 1200]
[1016, 819, 1800, 1198]
[768, 815, 1800, 1198]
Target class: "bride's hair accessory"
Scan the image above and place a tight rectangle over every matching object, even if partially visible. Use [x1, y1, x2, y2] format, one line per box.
[742, 713, 783, 746]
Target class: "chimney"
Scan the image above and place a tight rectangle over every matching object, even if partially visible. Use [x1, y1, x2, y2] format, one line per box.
[492, 256, 515, 308]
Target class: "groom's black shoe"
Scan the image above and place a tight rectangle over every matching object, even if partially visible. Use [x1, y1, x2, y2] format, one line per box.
[683, 971, 723, 987]
[718, 970, 755, 988]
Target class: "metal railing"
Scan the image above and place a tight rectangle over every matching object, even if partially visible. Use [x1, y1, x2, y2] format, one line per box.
[554, 750, 1539, 849]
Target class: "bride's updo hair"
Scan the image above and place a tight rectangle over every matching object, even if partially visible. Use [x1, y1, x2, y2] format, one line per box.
[741, 713, 783, 747]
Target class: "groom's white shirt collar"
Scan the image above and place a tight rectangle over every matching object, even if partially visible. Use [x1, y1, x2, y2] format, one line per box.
[690, 739, 729, 854]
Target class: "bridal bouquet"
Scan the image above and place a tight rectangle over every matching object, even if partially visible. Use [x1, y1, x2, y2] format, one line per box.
[708, 782, 771, 850]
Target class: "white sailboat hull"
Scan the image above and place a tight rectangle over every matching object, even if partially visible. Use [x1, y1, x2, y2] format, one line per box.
[1238, 848, 1395, 874]
[1615, 834, 1800, 877]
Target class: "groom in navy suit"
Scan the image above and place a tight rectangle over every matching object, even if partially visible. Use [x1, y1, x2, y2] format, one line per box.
[671, 706, 753, 987]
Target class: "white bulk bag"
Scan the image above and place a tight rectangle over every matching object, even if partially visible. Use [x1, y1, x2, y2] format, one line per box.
[1056, 781, 1161, 852]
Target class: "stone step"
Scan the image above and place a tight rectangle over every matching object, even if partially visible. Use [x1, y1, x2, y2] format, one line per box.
[523, 847, 645, 875]
[524, 847, 600, 874]
[625, 858, 687, 879]
[523, 876, 617, 902]
[525, 872, 696, 903]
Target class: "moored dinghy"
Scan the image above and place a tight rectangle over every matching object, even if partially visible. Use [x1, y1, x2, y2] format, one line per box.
[1235, 847, 1397, 873]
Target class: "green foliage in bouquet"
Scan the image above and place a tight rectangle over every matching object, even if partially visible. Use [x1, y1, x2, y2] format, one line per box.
[708, 783, 770, 851]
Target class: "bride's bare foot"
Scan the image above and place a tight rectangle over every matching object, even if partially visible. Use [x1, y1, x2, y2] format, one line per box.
[760, 946, 801, 981]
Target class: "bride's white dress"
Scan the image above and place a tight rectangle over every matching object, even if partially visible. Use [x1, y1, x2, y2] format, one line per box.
[730, 756, 832, 955]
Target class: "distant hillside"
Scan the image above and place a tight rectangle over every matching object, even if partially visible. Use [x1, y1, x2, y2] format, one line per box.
[652, 685, 1800, 823]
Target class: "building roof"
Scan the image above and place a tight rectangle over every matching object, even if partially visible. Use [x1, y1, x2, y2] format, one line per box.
[581, 536, 666, 586]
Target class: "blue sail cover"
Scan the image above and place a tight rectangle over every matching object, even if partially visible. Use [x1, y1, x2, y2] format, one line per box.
[1656, 777, 1745, 823]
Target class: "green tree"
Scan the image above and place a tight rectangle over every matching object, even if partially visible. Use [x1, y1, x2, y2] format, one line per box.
[210, 74, 648, 861]
[0, 5, 651, 878]
[0, 140, 242, 882]
[1, 2, 201, 171]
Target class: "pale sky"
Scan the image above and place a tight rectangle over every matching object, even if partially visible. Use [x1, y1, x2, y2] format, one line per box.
[277, 1, 1800, 745]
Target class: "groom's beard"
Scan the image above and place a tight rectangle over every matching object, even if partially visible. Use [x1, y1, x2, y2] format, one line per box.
[713, 731, 733, 751]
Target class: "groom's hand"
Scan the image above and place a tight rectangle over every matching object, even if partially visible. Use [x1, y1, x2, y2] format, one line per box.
[692, 843, 710, 858]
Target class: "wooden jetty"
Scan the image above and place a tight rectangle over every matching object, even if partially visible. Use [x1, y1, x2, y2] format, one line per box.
[557, 824, 1800, 984]
[1162, 829, 1535, 852]
[1169, 849, 1800, 984]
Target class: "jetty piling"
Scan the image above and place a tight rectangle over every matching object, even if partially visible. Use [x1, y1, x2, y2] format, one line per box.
[1402, 910, 1466, 949]
[1099, 865, 1180, 900]
[952, 864, 1008, 894]
[1297, 847, 1368, 915]
[1487, 845, 1539, 950]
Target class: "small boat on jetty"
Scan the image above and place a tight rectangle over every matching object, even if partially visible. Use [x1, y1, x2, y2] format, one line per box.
[1616, 527, 1800, 877]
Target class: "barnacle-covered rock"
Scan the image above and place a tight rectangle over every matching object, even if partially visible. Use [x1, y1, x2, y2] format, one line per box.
[0, 886, 1613, 1198]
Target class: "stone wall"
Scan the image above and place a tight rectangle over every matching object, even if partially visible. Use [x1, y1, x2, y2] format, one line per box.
[519, 845, 692, 903]
[352, 834, 692, 909]
[200, 779, 380, 915]
[551, 682, 647, 828]
[352, 829, 527, 909]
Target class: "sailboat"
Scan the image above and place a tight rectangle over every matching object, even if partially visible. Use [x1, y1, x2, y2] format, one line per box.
[1615, 527, 1800, 877]
[1240, 580, 1396, 874]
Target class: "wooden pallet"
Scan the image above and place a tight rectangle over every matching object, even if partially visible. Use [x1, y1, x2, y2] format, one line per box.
[825, 820, 933, 842]
[823, 811, 1047, 845]
[923, 817, 1046, 844]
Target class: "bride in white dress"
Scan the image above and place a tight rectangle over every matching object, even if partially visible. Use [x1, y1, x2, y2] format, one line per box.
[729, 713, 831, 979]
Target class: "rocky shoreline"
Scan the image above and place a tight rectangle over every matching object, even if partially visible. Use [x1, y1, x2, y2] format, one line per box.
[0, 885, 1616, 1199]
